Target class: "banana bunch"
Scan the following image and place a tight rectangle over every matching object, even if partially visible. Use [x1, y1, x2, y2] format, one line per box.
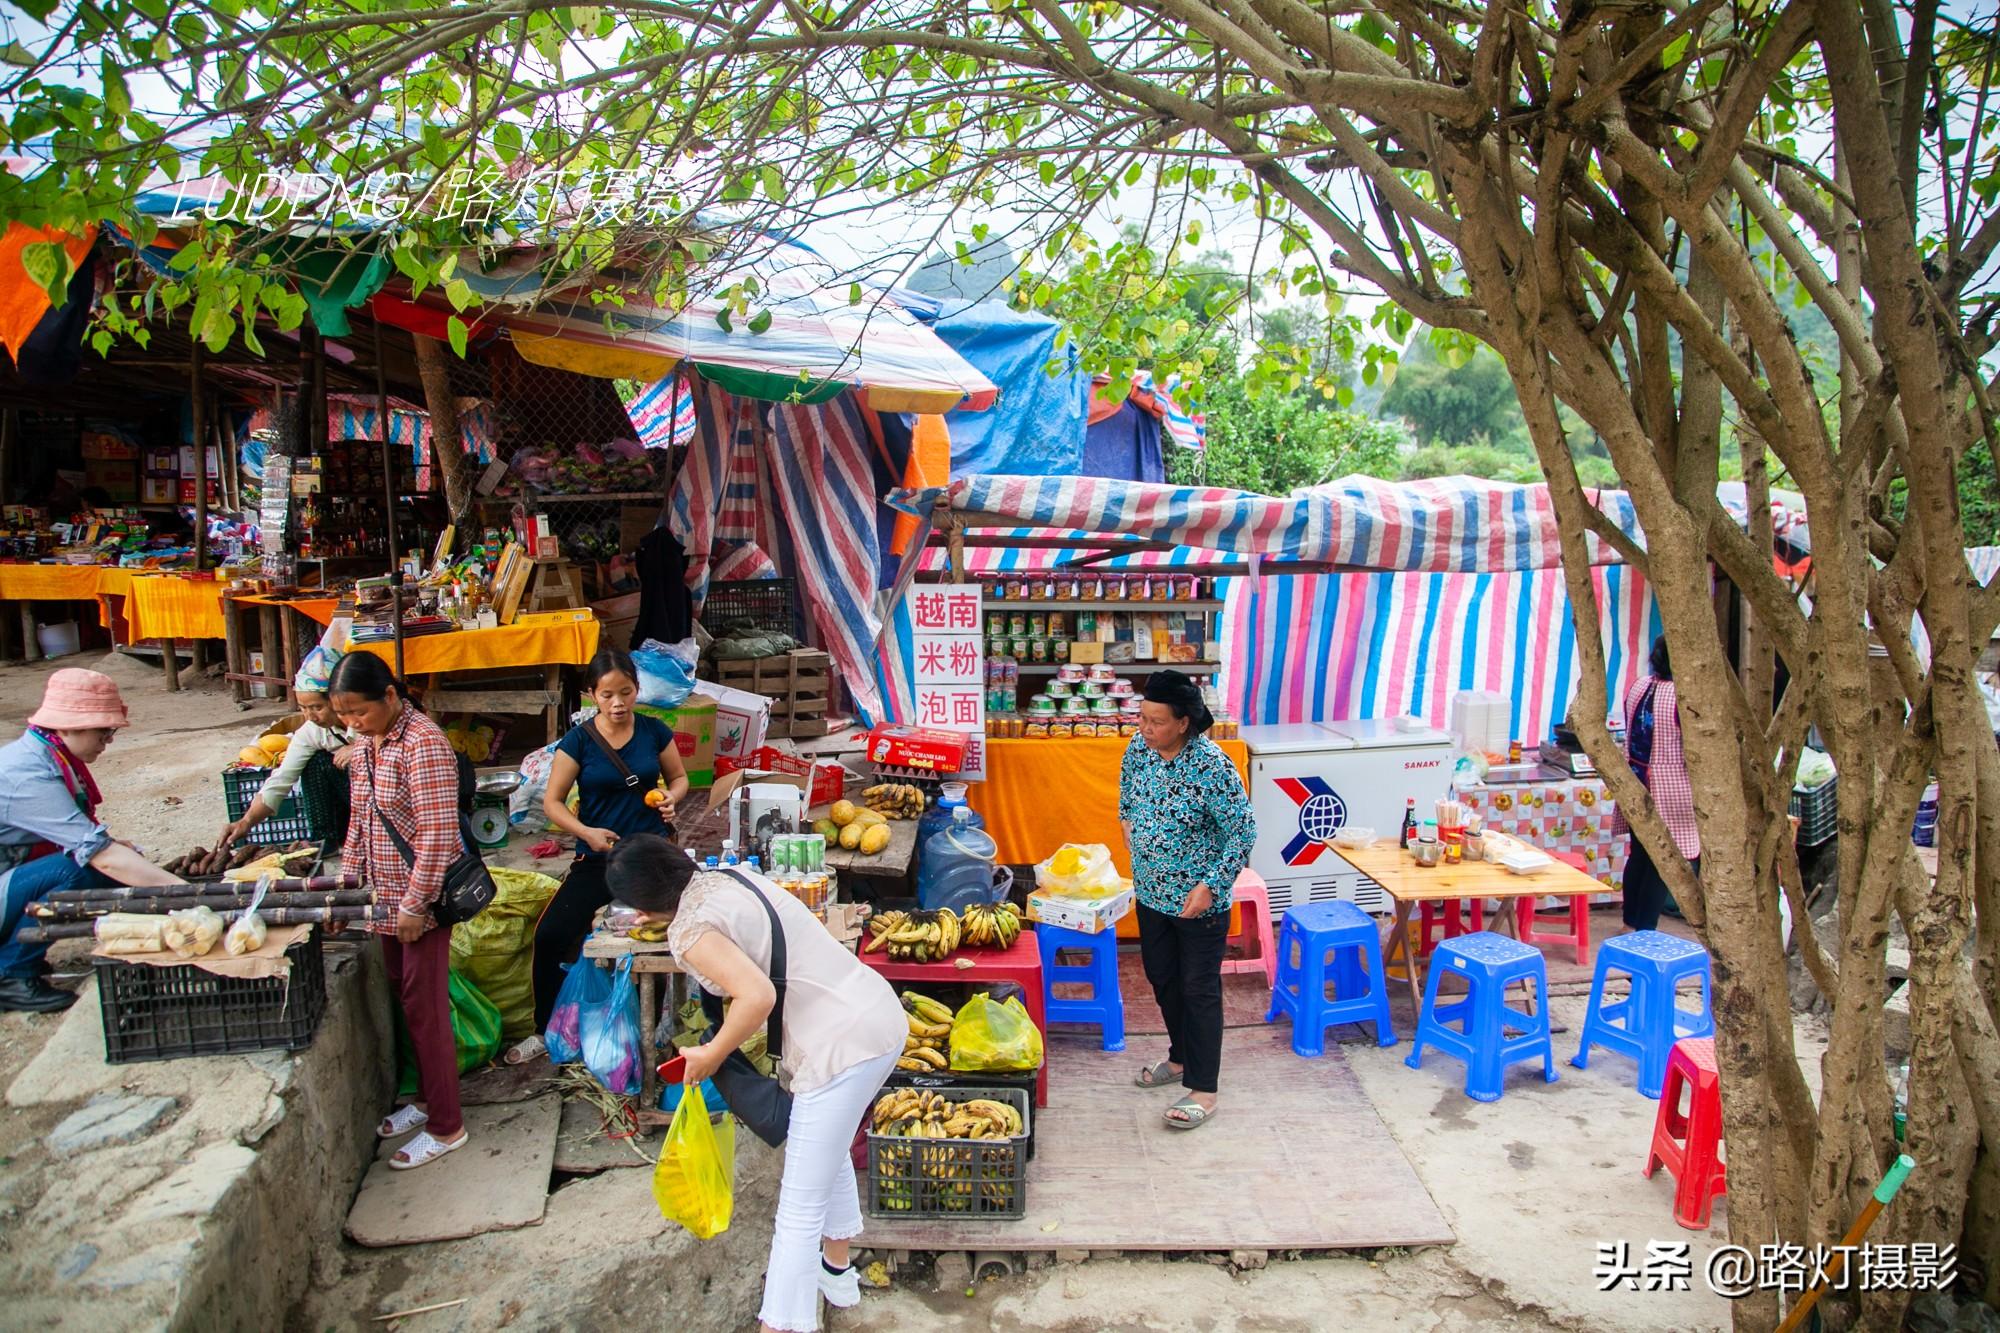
[865, 907, 959, 963]
[870, 1089, 1022, 1139]
[960, 900, 1022, 948]
[862, 782, 927, 820]
[899, 998, 952, 1071]
[626, 922, 669, 943]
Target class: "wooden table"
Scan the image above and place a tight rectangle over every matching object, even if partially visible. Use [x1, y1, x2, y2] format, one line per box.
[580, 930, 688, 1127]
[816, 805, 919, 893]
[1327, 838, 1609, 1013]
[856, 930, 1050, 1106]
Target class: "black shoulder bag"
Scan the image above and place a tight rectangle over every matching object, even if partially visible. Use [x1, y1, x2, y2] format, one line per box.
[581, 718, 676, 838]
[695, 868, 793, 1147]
[366, 746, 497, 927]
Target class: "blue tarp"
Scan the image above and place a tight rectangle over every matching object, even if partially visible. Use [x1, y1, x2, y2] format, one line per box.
[932, 302, 1086, 476]
[1081, 399, 1165, 484]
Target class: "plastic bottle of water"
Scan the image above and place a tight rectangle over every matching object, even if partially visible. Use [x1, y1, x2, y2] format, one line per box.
[720, 839, 738, 867]
[918, 807, 1002, 912]
[704, 855, 720, 870]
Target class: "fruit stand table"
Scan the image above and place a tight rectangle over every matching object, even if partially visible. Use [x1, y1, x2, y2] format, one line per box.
[580, 930, 690, 1127]
[857, 930, 1049, 1107]
[1326, 837, 1609, 1014]
[815, 801, 920, 898]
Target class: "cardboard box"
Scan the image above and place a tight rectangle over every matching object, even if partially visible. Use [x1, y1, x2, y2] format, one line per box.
[638, 692, 717, 787]
[1027, 888, 1135, 935]
[1069, 641, 1105, 665]
[865, 723, 969, 773]
[695, 678, 773, 763]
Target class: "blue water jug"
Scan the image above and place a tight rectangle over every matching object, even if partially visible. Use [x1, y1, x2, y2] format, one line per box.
[918, 807, 1002, 913]
[916, 780, 985, 846]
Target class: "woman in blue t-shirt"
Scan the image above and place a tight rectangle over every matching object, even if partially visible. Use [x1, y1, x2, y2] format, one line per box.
[504, 648, 690, 1065]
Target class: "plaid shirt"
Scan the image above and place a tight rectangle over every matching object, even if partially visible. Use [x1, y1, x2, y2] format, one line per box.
[342, 705, 459, 933]
[1610, 675, 1700, 860]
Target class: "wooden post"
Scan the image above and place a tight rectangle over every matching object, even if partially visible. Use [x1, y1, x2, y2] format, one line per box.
[411, 333, 472, 531]
[18, 601, 40, 663]
[223, 595, 248, 705]
[279, 604, 301, 699]
[161, 637, 179, 690]
[259, 605, 281, 699]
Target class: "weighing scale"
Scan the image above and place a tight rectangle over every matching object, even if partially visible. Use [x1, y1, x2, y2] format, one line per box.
[470, 770, 523, 849]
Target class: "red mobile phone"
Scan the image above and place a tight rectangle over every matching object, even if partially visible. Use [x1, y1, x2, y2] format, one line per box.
[656, 1055, 687, 1083]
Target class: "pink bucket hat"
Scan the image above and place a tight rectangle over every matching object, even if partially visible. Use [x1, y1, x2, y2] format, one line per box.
[28, 668, 131, 731]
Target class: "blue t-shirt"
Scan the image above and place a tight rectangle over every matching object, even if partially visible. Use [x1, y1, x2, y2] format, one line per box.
[555, 714, 676, 860]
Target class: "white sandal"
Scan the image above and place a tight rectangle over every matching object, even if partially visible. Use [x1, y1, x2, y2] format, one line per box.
[388, 1129, 467, 1171]
[378, 1105, 429, 1139]
[503, 1035, 547, 1066]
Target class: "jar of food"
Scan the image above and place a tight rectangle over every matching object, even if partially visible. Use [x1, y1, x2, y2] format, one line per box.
[1078, 680, 1104, 699]
[1088, 664, 1116, 684]
[1048, 611, 1069, 638]
[1047, 680, 1072, 699]
[1029, 695, 1057, 715]
[1176, 575, 1197, 601]
[1029, 576, 1052, 600]
[1005, 577, 1025, 602]
[1080, 576, 1103, 600]
[1122, 721, 1140, 737]
[1093, 697, 1120, 716]
[1024, 720, 1050, 738]
[1103, 575, 1126, 601]
[1053, 639, 1071, 664]
[1049, 720, 1073, 738]
[1129, 574, 1152, 601]
[1012, 637, 1032, 661]
[1057, 664, 1086, 683]
[986, 613, 1005, 637]
[1108, 678, 1135, 698]
[1030, 638, 1050, 664]
[1053, 576, 1075, 601]
[1027, 612, 1046, 639]
[1073, 720, 1097, 738]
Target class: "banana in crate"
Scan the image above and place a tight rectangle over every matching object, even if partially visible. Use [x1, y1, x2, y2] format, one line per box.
[895, 990, 954, 1070]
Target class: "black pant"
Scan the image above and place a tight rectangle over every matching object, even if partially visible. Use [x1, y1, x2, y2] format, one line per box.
[1136, 901, 1228, 1094]
[532, 859, 611, 1032]
[1621, 838, 1696, 931]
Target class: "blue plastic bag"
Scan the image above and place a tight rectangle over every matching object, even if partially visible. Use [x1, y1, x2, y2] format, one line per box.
[544, 957, 611, 1066]
[631, 638, 698, 708]
[582, 955, 643, 1095]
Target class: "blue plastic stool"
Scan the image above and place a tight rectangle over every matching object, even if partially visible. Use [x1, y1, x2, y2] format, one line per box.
[1263, 900, 1396, 1056]
[1035, 923, 1125, 1052]
[1405, 931, 1557, 1101]
[1570, 930, 1714, 1097]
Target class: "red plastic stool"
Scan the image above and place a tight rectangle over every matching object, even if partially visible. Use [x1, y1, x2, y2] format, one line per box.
[1643, 1036, 1727, 1229]
[1222, 871, 1279, 987]
[1515, 850, 1594, 966]
[1419, 899, 1486, 955]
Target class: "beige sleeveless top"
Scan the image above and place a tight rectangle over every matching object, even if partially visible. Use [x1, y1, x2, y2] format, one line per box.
[669, 870, 905, 1093]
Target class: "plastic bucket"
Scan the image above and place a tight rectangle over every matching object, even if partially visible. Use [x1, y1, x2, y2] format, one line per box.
[35, 621, 79, 658]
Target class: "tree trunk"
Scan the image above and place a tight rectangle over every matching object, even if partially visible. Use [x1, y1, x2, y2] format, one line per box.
[413, 333, 474, 535]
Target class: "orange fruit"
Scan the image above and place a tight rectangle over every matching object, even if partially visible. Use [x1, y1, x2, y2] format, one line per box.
[644, 788, 667, 808]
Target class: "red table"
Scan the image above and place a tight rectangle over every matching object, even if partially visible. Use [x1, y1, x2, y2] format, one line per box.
[857, 931, 1049, 1107]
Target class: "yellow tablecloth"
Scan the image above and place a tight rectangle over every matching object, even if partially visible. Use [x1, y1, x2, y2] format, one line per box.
[971, 735, 1251, 873]
[124, 572, 227, 642]
[349, 611, 601, 676]
[0, 564, 107, 602]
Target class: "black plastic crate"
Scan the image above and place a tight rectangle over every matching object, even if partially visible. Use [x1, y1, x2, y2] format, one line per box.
[1789, 775, 1838, 847]
[222, 754, 332, 844]
[702, 577, 801, 639]
[885, 1068, 1040, 1160]
[865, 1085, 1030, 1220]
[95, 931, 327, 1064]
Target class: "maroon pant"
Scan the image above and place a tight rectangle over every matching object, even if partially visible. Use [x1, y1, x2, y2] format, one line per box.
[382, 925, 463, 1138]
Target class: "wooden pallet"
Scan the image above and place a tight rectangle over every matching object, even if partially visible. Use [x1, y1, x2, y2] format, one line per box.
[713, 649, 832, 738]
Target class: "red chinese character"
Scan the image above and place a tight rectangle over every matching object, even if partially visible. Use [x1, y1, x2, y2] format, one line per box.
[913, 592, 947, 629]
[946, 593, 979, 630]
[948, 640, 980, 676]
[918, 642, 946, 676]
[918, 692, 951, 726]
[952, 693, 980, 725]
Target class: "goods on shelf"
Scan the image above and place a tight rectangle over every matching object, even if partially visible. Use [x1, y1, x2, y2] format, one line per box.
[712, 648, 832, 739]
[489, 441, 666, 498]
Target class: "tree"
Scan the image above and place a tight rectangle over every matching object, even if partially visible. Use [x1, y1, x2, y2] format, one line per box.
[1168, 369, 1403, 494]
[9, 6, 2000, 1325]
[1379, 340, 1527, 448]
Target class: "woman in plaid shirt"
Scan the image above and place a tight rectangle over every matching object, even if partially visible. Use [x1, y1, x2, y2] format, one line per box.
[332, 653, 469, 1170]
[1612, 638, 1698, 931]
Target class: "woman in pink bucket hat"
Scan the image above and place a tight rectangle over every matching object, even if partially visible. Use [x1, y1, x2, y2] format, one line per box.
[0, 669, 186, 1012]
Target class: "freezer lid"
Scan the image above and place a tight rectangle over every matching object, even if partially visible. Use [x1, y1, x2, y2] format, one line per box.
[1239, 723, 1355, 755]
[1323, 716, 1455, 749]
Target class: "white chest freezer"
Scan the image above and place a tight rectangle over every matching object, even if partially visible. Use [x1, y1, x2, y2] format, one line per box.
[1243, 717, 1455, 917]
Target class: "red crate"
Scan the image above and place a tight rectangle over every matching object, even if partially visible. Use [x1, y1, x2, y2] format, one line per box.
[714, 746, 844, 806]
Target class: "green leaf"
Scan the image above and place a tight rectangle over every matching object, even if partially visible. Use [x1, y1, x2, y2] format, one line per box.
[0, 41, 34, 67]
[10, 0, 59, 19]
[19, 241, 70, 306]
[848, 282, 863, 305]
[446, 315, 469, 359]
[715, 308, 733, 333]
[445, 278, 473, 311]
[199, 305, 235, 352]
[747, 308, 772, 335]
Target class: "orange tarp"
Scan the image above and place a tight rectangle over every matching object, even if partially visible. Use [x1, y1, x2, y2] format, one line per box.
[0, 224, 98, 362]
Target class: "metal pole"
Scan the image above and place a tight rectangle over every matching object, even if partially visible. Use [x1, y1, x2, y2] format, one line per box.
[390, 571, 406, 681]
[372, 319, 402, 567]
[191, 345, 208, 572]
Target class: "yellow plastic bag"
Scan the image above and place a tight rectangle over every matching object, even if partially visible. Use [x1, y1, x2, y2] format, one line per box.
[949, 993, 1045, 1072]
[652, 1082, 736, 1239]
[1034, 843, 1122, 899]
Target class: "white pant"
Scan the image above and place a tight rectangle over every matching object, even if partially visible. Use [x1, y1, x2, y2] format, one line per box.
[759, 1049, 899, 1333]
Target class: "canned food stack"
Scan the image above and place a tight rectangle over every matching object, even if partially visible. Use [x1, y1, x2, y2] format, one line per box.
[768, 833, 834, 918]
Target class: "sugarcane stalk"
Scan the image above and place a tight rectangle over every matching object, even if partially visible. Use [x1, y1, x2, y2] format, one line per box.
[46, 874, 362, 902]
[15, 906, 386, 943]
[32, 890, 376, 920]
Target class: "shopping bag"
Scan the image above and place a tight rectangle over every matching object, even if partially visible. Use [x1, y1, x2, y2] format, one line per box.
[396, 969, 504, 1097]
[1033, 843, 1121, 898]
[949, 992, 1045, 1072]
[582, 954, 642, 1095]
[544, 955, 612, 1066]
[653, 1082, 736, 1239]
[449, 867, 561, 1039]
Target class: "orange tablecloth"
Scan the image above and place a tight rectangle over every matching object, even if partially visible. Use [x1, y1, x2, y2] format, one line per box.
[348, 611, 601, 676]
[0, 563, 106, 602]
[124, 572, 227, 642]
[232, 593, 341, 625]
[970, 735, 1250, 873]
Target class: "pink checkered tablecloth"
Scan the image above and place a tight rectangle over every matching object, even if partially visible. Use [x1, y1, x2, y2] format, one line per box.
[1462, 778, 1629, 888]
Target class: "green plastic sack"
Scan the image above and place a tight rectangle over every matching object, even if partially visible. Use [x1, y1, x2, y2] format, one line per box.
[654, 1082, 735, 1239]
[949, 993, 1044, 1073]
[397, 969, 504, 1097]
[450, 867, 561, 1040]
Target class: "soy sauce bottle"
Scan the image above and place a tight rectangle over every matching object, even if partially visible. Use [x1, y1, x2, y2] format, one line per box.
[1400, 798, 1418, 849]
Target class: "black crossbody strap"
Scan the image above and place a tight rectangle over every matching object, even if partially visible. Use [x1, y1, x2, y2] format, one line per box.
[583, 718, 641, 788]
[720, 868, 787, 1061]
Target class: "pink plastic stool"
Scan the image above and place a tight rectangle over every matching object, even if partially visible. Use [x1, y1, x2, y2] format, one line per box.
[1223, 870, 1278, 987]
[1419, 899, 1486, 955]
[1515, 850, 1593, 966]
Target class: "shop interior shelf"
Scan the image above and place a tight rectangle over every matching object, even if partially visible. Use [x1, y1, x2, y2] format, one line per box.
[1014, 661, 1221, 674]
[985, 599, 1226, 613]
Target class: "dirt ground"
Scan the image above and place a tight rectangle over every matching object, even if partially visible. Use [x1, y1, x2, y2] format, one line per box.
[0, 652, 1764, 1331]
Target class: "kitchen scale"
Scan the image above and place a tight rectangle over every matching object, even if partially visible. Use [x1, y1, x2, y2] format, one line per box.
[470, 770, 523, 849]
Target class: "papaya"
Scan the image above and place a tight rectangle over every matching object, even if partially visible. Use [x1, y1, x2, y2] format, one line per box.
[237, 746, 270, 766]
[838, 822, 865, 850]
[830, 799, 860, 827]
[859, 823, 892, 856]
[258, 733, 290, 757]
[852, 808, 887, 829]
[813, 818, 839, 840]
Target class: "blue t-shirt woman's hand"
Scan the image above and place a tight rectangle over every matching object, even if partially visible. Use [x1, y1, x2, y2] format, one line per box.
[580, 826, 621, 856]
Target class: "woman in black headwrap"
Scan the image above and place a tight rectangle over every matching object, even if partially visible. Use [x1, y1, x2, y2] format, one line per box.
[1118, 670, 1257, 1130]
